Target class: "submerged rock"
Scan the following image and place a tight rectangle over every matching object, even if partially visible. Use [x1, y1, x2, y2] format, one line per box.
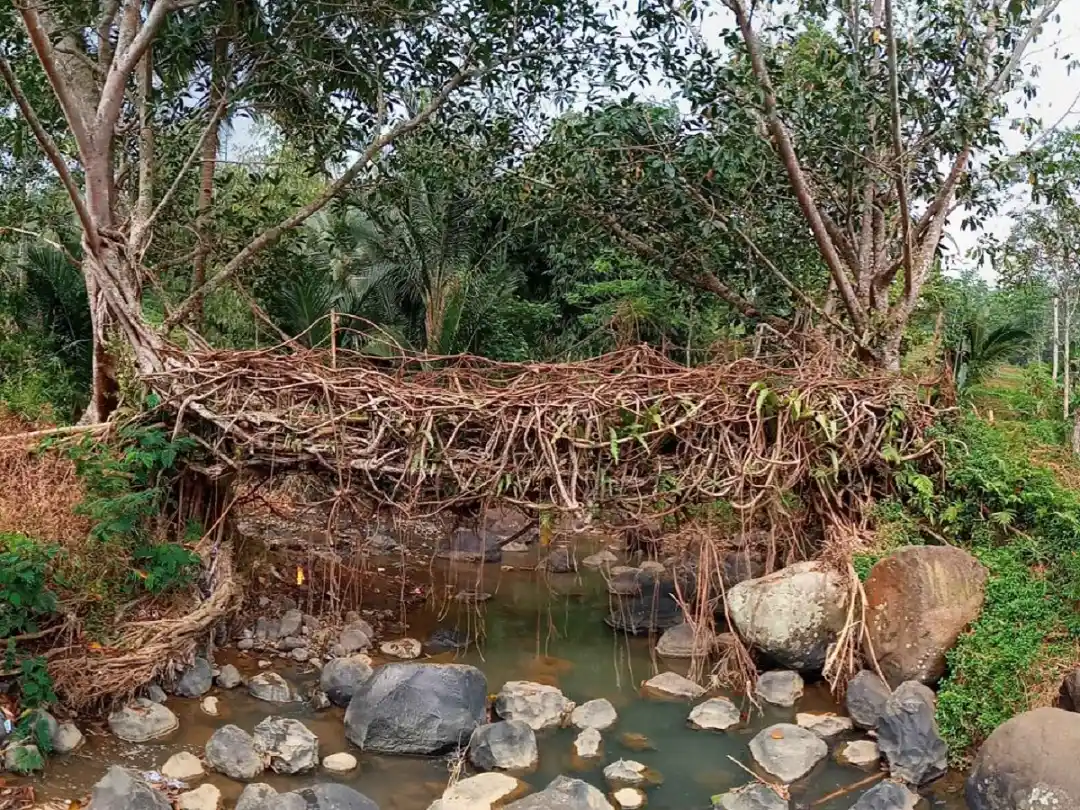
[727, 561, 848, 670]
[162, 751, 205, 780]
[504, 775, 614, 809]
[90, 767, 171, 810]
[607, 566, 645, 596]
[345, 663, 487, 754]
[847, 670, 891, 729]
[864, 546, 987, 686]
[605, 578, 687, 634]
[428, 772, 527, 810]
[711, 782, 788, 810]
[574, 727, 603, 759]
[582, 550, 618, 569]
[656, 622, 701, 658]
[749, 723, 827, 783]
[877, 681, 947, 786]
[496, 680, 574, 730]
[108, 698, 179, 742]
[850, 780, 922, 810]
[425, 627, 471, 653]
[755, 670, 804, 707]
[321, 655, 374, 706]
[237, 784, 278, 810]
[643, 671, 704, 700]
[543, 545, 578, 573]
[248, 672, 294, 703]
[175, 657, 214, 698]
[437, 528, 503, 563]
[966, 707, 1080, 810]
[271, 783, 379, 810]
[469, 720, 539, 771]
[205, 725, 264, 780]
[571, 698, 618, 731]
[254, 716, 319, 774]
[688, 697, 740, 731]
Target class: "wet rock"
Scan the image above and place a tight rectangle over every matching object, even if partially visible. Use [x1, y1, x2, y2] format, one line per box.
[455, 589, 492, 603]
[310, 688, 331, 710]
[796, 712, 854, 738]
[720, 549, 765, 588]
[711, 783, 787, 810]
[656, 623, 700, 658]
[163, 751, 205, 780]
[3, 744, 42, 774]
[543, 545, 578, 573]
[108, 698, 179, 742]
[606, 578, 686, 634]
[321, 655, 374, 707]
[504, 775, 614, 809]
[178, 783, 221, 810]
[749, 723, 828, 783]
[496, 680, 574, 730]
[756, 670, 804, 707]
[618, 732, 655, 752]
[237, 639, 255, 651]
[437, 528, 503, 563]
[53, 721, 84, 753]
[607, 567, 644, 596]
[688, 697, 740, 731]
[603, 759, 657, 787]
[216, 664, 242, 689]
[175, 657, 214, 698]
[290, 647, 310, 662]
[279, 636, 306, 652]
[851, 780, 922, 810]
[254, 716, 319, 774]
[426, 627, 470, 653]
[965, 706, 1080, 810]
[255, 616, 282, 641]
[337, 621, 374, 654]
[847, 670, 891, 729]
[877, 681, 946, 785]
[864, 546, 987, 686]
[380, 638, 422, 659]
[574, 727, 603, 759]
[469, 720, 539, 771]
[837, 740, 881, 768]
[89, 766, 171, 810]
[612, 787, 646, 809]
[237, 784, 278, 810]
[642, 671, 704, 700]
[201, 696, 219, 716]
[583, 550, 618, 569]
[323, 752, 358, 772]
[570, 698, 618, 731]
[248, 672, 294, 703]
[279, 608, 304, 638]
[727, 561, 848, 670]
[345, 662, 487, 754]
[429, 772, 527, 809]
[272, 783, 379, 810]
[145, 683, 168, 703]
[205, 724, 264, 780]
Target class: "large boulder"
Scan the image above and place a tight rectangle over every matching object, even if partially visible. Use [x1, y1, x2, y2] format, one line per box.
[749, 723, 827, 783]
[727, 561, 847, 670]
[864, 546, 987, 686]
[108, 699, 179, 742]
[175, 657, 214, 697]
[271, 784, 380, 810]
[495, 681, 574, 730]
[321, 655, 374, 707]
[469, 721, 539, 771]
[966, 707, 1080, 809]
[90, 767, 171, 810]
[205, 725, 265, 780]
[345, 663, 487, 754]
[877, 681, 947, 786]
[436, 528, 502, 563]
[847, 670, 892, 728]
[503, 775, 613, 809]
[253, 716, 319, 774]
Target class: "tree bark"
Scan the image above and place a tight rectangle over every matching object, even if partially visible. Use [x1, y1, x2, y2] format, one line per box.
[1065, 290, 1072, 420]
[1053, 295, 1060, 381]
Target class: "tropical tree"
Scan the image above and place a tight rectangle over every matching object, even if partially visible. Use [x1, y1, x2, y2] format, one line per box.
[952, 313, 1033, 390]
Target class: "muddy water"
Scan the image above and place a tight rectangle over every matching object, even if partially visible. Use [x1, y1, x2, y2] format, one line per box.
[33, 548, 969, 809]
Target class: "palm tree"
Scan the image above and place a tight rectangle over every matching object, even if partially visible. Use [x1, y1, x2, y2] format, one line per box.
[953, 312, 1033, 390]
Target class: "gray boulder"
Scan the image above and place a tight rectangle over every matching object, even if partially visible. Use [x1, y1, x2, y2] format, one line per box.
[503, 775, 613, 809]
[711, 782, 788, 810]
[570, 698, 618, 731]
[877, 681, 947, 786]
[847, 670, 891, 728]
[175, 657, 214, 697]
[345, 663, 487, 754]
[496, 680, 574, 729]
[237, 784, 279, 810]
[688, 698, 741, 731]
[217, 663, 243, 689]
[756, 670, 804, 707]
[271, 784, 380, 810]
[253, 716, 319, 774]
[966, 707, 1080, 810]
[248, 672, 294, 703]
[469, 720, 539, 771]
[205, 724, 265, 780]
[436, 528, 502, 563]
[749, 723, 827, 783]
[89, 766, 170, 810]
[337, 621, 374, 654]
[108, 698, 179, 742]
[727, 561, 847, 670]
[321, 655, 374, 706]
[851, 780, 922, 810]
[279, 608, 304, 637]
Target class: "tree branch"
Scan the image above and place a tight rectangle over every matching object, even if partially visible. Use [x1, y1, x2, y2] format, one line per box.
[884, 0, 914, 301]
[96, 0, 174, 131]
[0, 55, 96, 250]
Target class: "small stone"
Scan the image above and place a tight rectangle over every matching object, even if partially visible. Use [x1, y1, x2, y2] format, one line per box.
[216, 664, 242, 689]
[253, 716, 319, 774]
[237, 638, 255, 651]
[570, 698, 618, 731]
[108, 698, 179, 742]
[146, 683, 168, 703]
[603, 759, 658, 787]
[200, 696, 219, 716]
[582, 550, 618, 569]
[749, 723, 828, 783]
[574, 727, 603, 759]
[257, 659, 272, 668]
[796, 712, 854, 738]
[837, 740, 881, 768]
[162, 751, 205, 780]
[712, 783, 787, 810]
[53, 721, 84, 753]
[469, 720, 539, 771]
[850, 780, 922, 810]
[236, 784, 278, 810]
[177, 784, 220, 810]
[642, 671, 704, 699]
[323, 752, 358, 772]
[495, 680, 575, 730]
[175, 657, 214, 698]
[291, 647, 310, 662]
[429, 772, 527, 810]
[279, 608, 304, 638]
[688, 698, 740, 731]
[612, 787, 647, 809]
[756, 670, 804, 707]
[205, 725, 264, 780]
[380, 638, 422, 659]
[247, 672, 294, 703]
[847, 670, 892, 729]
[655, 623, 700, 658]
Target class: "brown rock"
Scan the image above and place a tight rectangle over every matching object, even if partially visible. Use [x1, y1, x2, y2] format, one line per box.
[863, 545, 987, 686]
[1058, 669, 1080, 711]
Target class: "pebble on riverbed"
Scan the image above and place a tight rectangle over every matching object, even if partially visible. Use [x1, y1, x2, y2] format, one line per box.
[247, 671, 294, 702]
[216, 664, 242, 689]
[323, 752, 358, 772]
[573, 727, 603, 760]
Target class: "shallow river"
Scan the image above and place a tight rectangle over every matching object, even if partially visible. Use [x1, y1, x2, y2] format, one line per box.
[30, 553, 969, 809]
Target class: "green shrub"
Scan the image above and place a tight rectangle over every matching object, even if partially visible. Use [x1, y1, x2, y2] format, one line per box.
[0, 533, 58, 637]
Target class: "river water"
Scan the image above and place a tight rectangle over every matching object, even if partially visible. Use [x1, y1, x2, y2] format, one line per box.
[28, 549, 969, 809]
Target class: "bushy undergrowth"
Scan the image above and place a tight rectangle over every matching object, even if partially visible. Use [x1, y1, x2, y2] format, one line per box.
[885, 405, 1080, 764]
